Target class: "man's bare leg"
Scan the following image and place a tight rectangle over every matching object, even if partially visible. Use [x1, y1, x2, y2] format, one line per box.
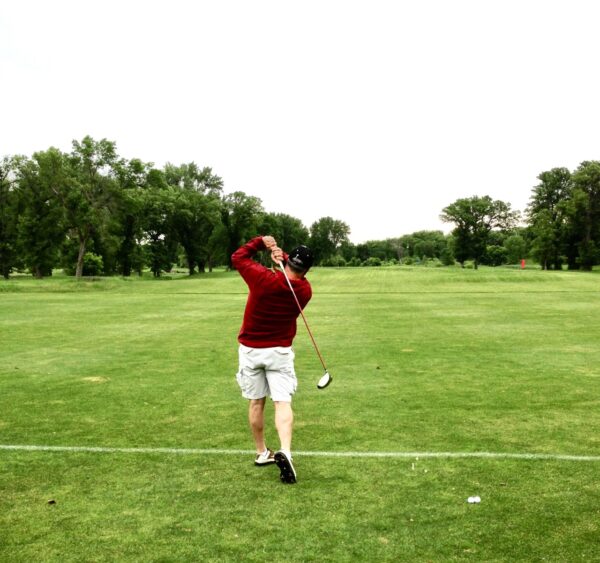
[274, 401, 296, 483]
[274, 401, 293, 454]
[248, 398, 267, 453]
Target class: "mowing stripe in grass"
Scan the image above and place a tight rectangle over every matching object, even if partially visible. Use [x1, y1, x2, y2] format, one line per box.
[6, 290, 599, 296]
[1, 444, 600, 462]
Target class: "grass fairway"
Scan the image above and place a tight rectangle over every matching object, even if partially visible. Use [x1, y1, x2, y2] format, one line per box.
[1, 267, 600, 561]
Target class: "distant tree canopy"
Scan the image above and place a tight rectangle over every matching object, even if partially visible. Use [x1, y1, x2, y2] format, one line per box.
[0, 156, 20, 279]
[438, 160, 600, 270]
[527, 167, 572, 270]
[309, 216, 351, 264]
[1, 136, 599, 278]
[440, 196, 519, 269]
[526, 162, 600, 270]
[0, 136, 351, 278]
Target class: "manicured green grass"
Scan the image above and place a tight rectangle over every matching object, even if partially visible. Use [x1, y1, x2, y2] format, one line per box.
[1, 267, 599, 561]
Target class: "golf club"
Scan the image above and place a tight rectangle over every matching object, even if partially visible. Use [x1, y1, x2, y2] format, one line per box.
[278, 260, 332, 389]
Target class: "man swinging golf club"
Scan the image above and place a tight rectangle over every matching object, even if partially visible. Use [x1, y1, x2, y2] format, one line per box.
[232, 235, 314, 484]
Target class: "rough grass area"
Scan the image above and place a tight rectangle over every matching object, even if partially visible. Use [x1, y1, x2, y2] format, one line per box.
[1, 267, 599, 561]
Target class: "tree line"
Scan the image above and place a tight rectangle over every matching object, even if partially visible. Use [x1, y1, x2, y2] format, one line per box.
[0, 136, 352, 279]
[332, 162, 600, 271]
[439, 161, 600, 271]
[1, 136, 599, 278]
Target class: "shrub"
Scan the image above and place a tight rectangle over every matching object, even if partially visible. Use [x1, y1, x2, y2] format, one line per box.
[82, 253, 104, 276]
[440, 247, 455, 266]
[423, 257, 443, 268]
[483, 245, 508, 267]
[362, 257, 382, 267]
[503, 234, 527, 264]
[321, 255, 347, 267]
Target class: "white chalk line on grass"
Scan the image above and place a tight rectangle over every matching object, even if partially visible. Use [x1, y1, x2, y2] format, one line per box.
[1, 444, 600, 462]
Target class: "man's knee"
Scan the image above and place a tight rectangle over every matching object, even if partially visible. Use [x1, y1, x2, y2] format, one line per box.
[274, 401, 293, 419]
[249, 398, 266, 408]
[274, 400, 292, 409]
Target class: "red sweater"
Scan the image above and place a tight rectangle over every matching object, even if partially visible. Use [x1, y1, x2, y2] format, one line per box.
[233, 237, 312, 348]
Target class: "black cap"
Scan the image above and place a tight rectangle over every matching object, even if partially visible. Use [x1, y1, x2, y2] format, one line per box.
[287, 245, 314, 272]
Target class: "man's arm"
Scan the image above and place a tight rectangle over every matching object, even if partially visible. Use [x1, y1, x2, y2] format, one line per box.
[231, 236, 275, 287]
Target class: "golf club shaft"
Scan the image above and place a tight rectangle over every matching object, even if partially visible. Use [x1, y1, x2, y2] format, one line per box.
[278, 261, 328, 373]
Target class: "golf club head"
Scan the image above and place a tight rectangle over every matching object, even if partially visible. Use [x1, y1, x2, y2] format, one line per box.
[317, 371, 332, 390]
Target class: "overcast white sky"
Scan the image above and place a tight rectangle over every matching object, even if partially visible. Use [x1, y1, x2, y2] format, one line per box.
[1, 1, 599, 243]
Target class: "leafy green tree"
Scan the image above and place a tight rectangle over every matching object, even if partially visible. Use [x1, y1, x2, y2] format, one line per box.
[483, 245, 507, 266]
[114, 158, 154, 276]
[527, 168, 572, 270]
[172, 188, 222, 274]
[396, 232, 448, 262]
[90, 222, 121, 275]
[440, 196, 519, 269]
[362, 256, 382, 267]
[47, 137, 120, 278]
[412, 231, 446, 260]
[529, 210, 556, 269]
[255, 212, 309, 266]
[503, 233, 527, 265]
[385, 238, 403, 261]
[165, 163, 224, 274]
[69, 137, 121, 278]
[356, 242, 381, 262]
[439, 238, 455, 266]
[569, 161, 600, 270]
[140, 177, 178, 277]
[339, 240, 357, 262]
[204, 222, 229, 271]
[164, 162, 223, 195]
[448, 230, 470, 266]
[0, 156, 20, 278]
[272, 213, 310, 252]
[222, 191, 264, 269]
[82, 252, 104, 276]
[309, 216, 350, 264]
[15, 155, 66, 278]
[355, 239, 399, 262]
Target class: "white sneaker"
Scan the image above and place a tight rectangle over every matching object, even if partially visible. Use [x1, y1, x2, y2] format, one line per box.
[254, 448, 276, 466]
[274, 450, 297, 484]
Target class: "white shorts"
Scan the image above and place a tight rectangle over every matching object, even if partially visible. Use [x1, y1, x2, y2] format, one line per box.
[236, 344, 297, 402]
